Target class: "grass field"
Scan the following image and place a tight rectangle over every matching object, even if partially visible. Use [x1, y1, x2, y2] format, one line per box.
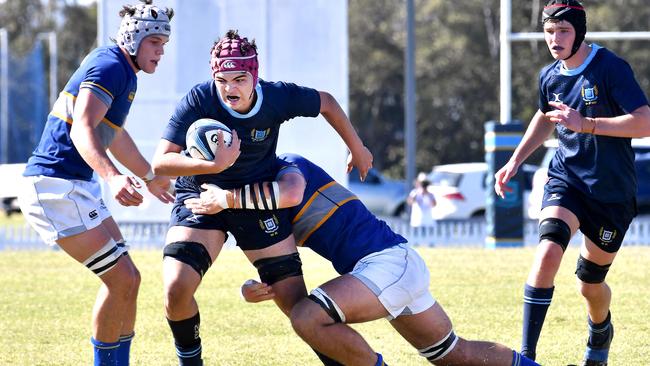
[1, 245, 649, 365]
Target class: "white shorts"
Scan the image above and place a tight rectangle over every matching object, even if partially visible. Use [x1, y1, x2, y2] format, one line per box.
[18, 175, 111, 246]
[350, 244, 435, 320]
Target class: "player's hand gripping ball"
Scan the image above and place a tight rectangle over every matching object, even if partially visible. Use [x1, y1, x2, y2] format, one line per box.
[185, 118, 233, 160]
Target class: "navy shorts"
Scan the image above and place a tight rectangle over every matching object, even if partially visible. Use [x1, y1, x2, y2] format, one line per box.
[541, 177, 637, 253]
[169, 198, 293, 251]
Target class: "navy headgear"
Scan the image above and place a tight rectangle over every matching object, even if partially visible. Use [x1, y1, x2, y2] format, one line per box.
[542, 0, 586, 59]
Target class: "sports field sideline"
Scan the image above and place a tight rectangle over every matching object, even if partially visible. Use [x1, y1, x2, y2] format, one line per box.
[1, 246, 648, 365]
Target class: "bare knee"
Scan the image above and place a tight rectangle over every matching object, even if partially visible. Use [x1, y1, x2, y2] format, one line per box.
[163, 277, 196, 315]
[577, 280, 608, 300]
[290, 299, 325, 338]
[103, 257, 139, 290]
[122, 264, 141, 297]
[529, 245, 563, 285]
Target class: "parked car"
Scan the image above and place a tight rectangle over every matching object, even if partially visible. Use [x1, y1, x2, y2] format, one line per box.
[347, 168, 408, 218]
[427, 162, 537, 219]
[527, 138, 650, 219]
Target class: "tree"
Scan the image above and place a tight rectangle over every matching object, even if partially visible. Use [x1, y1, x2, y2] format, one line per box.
[55, 2, 97, 90]
[349, 0, 650, 178]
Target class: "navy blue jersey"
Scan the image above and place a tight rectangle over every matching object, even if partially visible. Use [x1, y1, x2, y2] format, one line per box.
[24, 45, 137, 180]
[277, 153, 407, 274]
[538, 45, 649, 202]
[162, 80, 320, 192]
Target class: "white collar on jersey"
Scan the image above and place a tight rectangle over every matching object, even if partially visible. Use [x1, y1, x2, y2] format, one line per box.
[560, 43, 602, 76]
[216, 82, 263, 118]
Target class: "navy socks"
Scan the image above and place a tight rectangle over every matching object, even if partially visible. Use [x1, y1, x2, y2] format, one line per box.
[521, 284, 554, 360]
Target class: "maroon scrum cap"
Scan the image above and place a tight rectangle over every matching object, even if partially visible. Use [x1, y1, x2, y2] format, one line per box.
[210, 30, 259, 86]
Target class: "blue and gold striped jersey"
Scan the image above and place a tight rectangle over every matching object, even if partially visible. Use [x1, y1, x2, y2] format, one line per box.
[278, 153, 407, 274]
[24, 45, 137, 181]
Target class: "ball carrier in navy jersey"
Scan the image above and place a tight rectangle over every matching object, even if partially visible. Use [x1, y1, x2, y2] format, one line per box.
[18, 1, 175, 365]
[186, 153, 541, 366]
[494, 1, 650, 365]
[152, 30, 373, 366]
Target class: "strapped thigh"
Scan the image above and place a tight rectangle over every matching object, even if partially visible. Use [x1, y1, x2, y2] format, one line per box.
[539, 217, 571, 251]
[83, 238, 127, 277]
[575, 255, 611, 284]
[252, 252, 303, 285]
[163, 241, 213, 278]
[308, 287, 346, 323]
[418, 329, 459, 362]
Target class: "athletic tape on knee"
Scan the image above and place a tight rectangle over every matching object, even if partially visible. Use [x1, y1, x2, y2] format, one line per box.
[241, 182, 280, 210]
[308, 287, 346, 323]
[576, 255, 611, 284]
[83, 238, 126, 276]
[252, 252, 303, 285]
[418, 329, 459, 362]
[539, 218, 571, 251]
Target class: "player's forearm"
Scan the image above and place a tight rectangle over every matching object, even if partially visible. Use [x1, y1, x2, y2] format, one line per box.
[153, 152, 227, 176]
[509, 111, 554, 167]
[586, 105, 650, 138]
[319, 91, 366, 154]
[108, 130, 152, 179]
[152, 140, 230, 176]
[196, 173, 305, 212]
[226, 175, 305, 210]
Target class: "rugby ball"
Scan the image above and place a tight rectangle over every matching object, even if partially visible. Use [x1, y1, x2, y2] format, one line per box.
[185, 118, 233, 160]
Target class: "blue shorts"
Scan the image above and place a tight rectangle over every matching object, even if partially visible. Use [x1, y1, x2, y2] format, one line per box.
[541, 177, 637, 253]
[169, 197, 293, 251]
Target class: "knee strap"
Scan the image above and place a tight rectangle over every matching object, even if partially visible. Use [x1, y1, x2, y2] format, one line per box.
[576, 255, 611, 284]
[539, 218, 571, 251]
[252, 252, 303, 285]
[308, 287, 346, 323]
[418, 329, 459, 362]
[83, 238, 127, 277]
[163, 241, 212, 278]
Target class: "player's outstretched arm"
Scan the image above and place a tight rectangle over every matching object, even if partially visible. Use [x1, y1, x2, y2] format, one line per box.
[318, 91, 373, 181]
[184, 171, 306, 214]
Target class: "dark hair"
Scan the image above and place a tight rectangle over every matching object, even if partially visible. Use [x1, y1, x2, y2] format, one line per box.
[210, 29, 257, 57]
[119, 0, 174, 21]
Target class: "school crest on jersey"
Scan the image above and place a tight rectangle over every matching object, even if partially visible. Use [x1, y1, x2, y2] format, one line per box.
[128, 90, 136, 102]
[250, 128, 270, 142]
[581, 82, 598, 106]
[260, 214, 280, 236]
[598, 227, 616, 245]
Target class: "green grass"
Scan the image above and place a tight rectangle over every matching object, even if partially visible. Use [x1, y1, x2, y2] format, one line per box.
[0, 213, 24, 226]
[0, 246, 649, 365]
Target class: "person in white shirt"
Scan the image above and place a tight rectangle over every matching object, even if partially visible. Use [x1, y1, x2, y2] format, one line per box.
[407, 173, 436, 228]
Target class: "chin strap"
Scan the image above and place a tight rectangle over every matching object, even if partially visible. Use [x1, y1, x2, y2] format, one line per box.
[130, 55, 141, 70]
